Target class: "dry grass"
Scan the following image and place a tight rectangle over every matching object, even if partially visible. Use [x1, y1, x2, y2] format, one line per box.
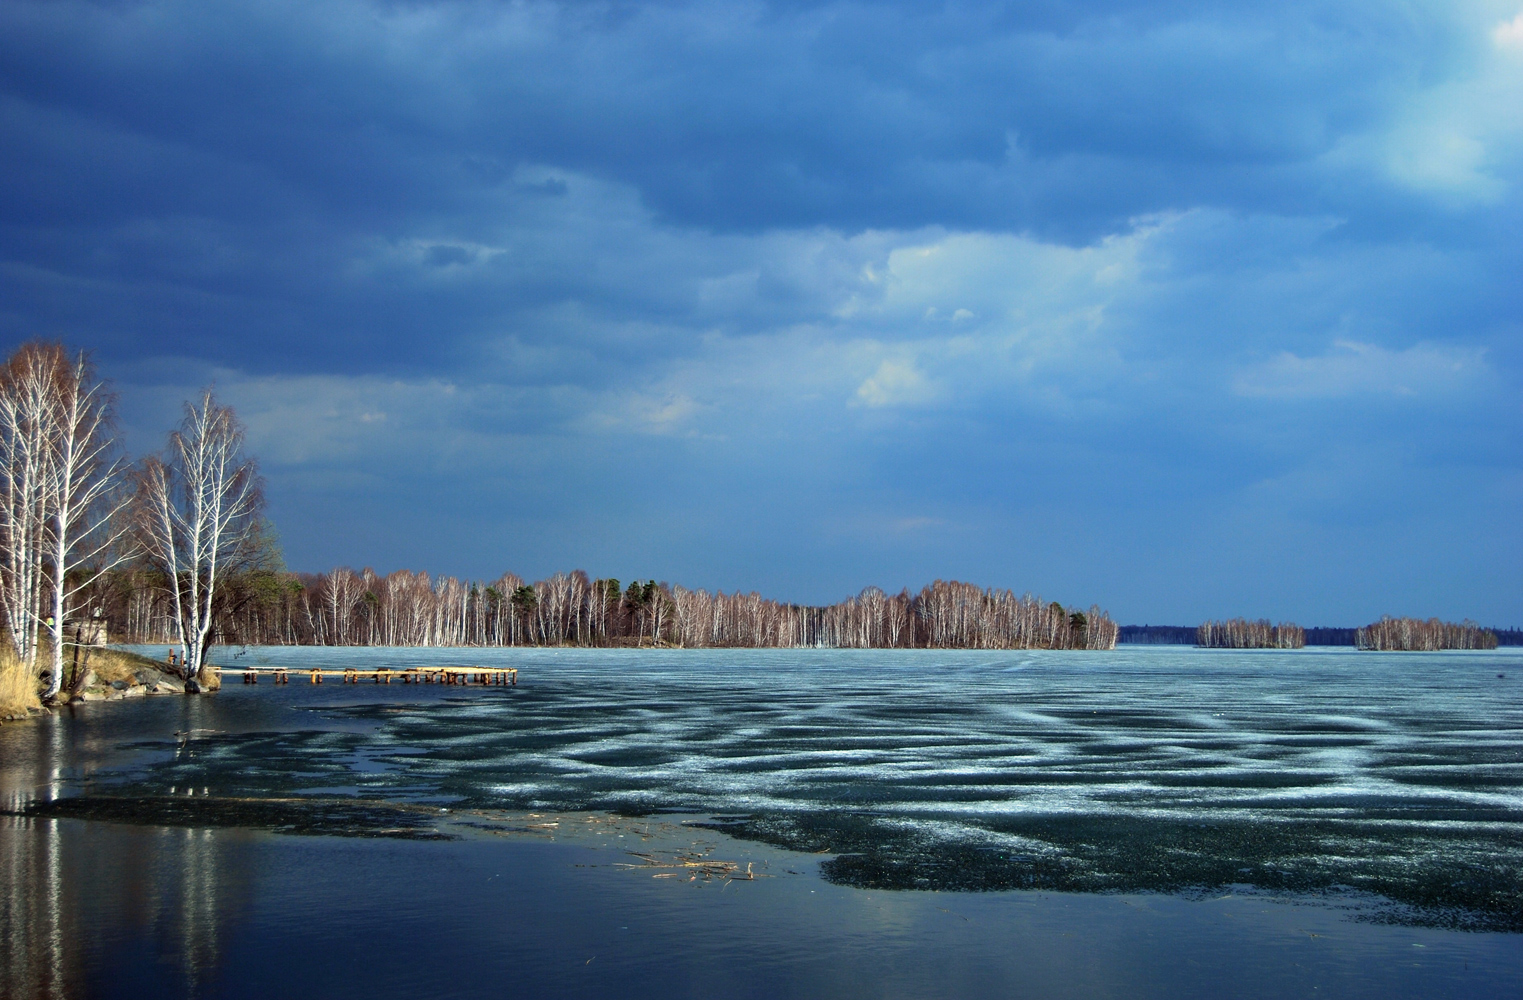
[81, 645, 170, 685]
[36, 634, 166, 689]
[1, 641, 180, 718]
[0, 644, 41, 717]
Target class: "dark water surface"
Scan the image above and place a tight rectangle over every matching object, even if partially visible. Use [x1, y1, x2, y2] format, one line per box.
[3, 645, 1522, 997]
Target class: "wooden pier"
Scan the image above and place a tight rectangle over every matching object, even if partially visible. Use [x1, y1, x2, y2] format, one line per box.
[237, 666, 517, 687]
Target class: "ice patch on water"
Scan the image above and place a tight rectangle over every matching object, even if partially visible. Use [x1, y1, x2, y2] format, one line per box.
[134, 644, 1523, 924]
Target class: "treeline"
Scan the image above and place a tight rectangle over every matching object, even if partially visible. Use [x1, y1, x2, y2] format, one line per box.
[93, 567, 1119, 651]
[1197, 619, 1305, 649]
[1355, 617, 1498, 651]
[1118, 625, 1197, 644]
[1077, 623, 1517, 648]
[1305, 627, 1357, 646]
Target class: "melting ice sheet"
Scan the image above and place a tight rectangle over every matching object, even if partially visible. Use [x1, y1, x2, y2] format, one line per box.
[5, 645, 1523, 934]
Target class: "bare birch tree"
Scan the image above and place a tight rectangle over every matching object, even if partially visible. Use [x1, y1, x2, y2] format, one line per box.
[318, 567, 363, 645]
[39, 350, 132, 701]
[132, 390, 265, 691]
[0, 346, 57, 672]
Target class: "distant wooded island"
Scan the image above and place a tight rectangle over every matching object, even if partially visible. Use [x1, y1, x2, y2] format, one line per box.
[1123, 620, 1514, 650]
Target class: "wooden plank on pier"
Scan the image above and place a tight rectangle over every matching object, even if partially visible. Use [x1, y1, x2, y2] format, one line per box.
[234, 666, 518, 687]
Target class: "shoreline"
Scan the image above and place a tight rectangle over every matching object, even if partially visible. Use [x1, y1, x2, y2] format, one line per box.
[1, 646, 209, 723]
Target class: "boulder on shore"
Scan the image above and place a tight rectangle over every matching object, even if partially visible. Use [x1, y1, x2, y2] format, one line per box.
[69, 661, 190, 703]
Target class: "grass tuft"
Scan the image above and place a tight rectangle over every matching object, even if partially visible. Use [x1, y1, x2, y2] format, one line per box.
[0, 644, 41, 718]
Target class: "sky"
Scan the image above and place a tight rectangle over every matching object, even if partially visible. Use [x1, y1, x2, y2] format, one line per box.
[1, 0, 1520, 625]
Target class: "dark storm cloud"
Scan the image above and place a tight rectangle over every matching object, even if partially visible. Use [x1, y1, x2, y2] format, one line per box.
[0, 1, 1508, 367]
[0, 0, 1519, 621]
[0, 2, 1475, 228]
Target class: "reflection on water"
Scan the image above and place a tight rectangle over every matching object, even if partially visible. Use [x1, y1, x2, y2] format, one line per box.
[0, 815, 250, 998]
[4, 809, 1523, 1000]
[3, 712, 70, 999]
[1, 817, 66, 999]
[178, 826, 228, 993]
[3, 716, 52, 995]
[1, 707, 255, 999]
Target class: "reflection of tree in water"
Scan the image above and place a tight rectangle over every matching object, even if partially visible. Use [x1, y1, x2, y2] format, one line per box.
[1, 816, 69, 1000]
[175, 826, 224, 991]
[1, 812, 256, 995]
[130, 822, 257, 991]
[1, 714, 255, 995]
[2, 714, 72, 1000]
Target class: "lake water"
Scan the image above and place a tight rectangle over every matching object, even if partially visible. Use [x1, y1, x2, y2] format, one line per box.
[3, 645, 1522, 997]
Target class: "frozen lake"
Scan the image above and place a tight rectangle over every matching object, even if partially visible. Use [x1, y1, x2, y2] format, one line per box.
[3, 645, 1522, 997]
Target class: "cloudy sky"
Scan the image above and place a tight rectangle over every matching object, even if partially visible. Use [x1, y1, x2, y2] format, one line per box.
[2, 0, 1520, 624]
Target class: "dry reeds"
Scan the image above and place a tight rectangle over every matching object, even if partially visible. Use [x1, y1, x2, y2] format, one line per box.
[0, 644, 40, 718]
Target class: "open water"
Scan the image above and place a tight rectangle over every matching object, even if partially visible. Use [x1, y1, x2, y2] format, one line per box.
[3, 645, 1522, 997]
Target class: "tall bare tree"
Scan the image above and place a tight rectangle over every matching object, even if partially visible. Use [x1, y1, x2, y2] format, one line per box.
[39, 349, 131, 701]
[0, 345, 57, 672]
[133, 390, 265, 691]
[318, 567, 363, 645]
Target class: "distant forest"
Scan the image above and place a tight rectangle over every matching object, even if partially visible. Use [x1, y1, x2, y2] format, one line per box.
[1117, 625, 1198, 644]
[1120, 622, 1517, 648]
[95, 568, 1120, 651]
[1304, 627, 1359, 646]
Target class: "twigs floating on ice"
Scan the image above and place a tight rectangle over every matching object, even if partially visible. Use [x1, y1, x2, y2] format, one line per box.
[613, 852, 770, 885]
